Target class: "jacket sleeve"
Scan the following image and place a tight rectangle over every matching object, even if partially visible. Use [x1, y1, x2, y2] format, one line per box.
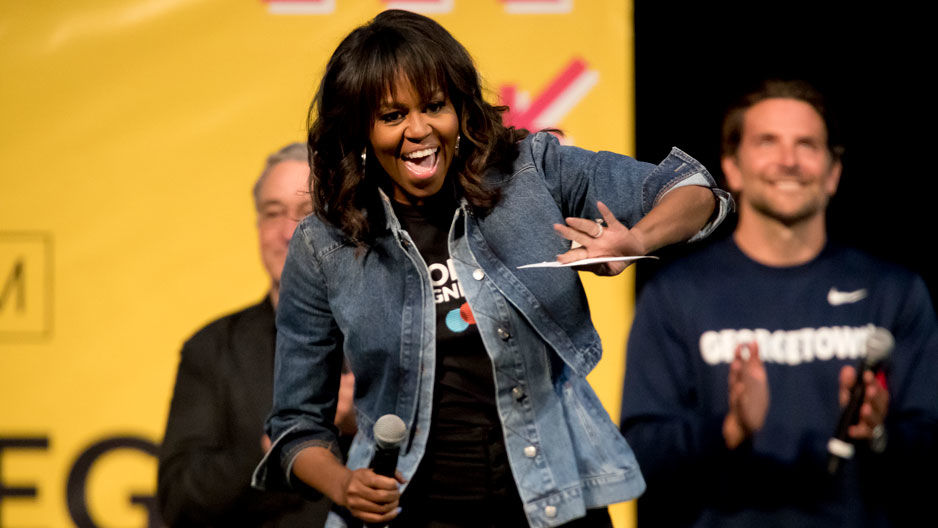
[157, 333, 269, 525]
[526, 131, 731, 239]
[253, 222, 346, 492]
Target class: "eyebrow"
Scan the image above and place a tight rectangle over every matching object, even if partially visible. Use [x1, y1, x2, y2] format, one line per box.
[258, 199, 286, 209]
[378, 89, 447, 108]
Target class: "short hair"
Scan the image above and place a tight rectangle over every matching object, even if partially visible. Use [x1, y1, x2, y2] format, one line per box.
[721, 79, 844, 161]
[253, 142, 309, 210]
[307, 9, 523, 244]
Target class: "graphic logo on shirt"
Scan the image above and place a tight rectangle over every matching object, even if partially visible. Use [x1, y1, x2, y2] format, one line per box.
[827, 287, 868, 306]
[446, 302, 477, 333]
[698, 324, 879, 366]
[429, 258, 476, 333]
[429, 258, 465, 304]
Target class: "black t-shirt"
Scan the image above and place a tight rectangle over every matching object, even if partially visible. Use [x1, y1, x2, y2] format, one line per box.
[392, 193, 511, 505]
[392, 194, 498, 429]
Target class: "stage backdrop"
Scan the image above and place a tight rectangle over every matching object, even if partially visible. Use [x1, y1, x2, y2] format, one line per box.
[0, 1, 636, 526]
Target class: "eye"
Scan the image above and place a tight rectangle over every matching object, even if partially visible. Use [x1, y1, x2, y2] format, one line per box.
[426, 100, 446, 113]
[796, 138, 821, 151]
[378, 110, 404, 124]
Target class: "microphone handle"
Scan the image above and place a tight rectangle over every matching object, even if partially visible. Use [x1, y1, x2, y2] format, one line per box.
[827, 360, 870, 474]
[370, 444, 400, 478]
[833, 364, 867, 441]
[365, 445, 400, 528]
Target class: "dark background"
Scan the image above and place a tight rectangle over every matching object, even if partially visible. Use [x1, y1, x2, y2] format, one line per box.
[633, 1, 936, 308]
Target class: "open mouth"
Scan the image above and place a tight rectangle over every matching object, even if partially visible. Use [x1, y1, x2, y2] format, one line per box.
[771, 180, 804, 191]
[401, 147, 440, 179]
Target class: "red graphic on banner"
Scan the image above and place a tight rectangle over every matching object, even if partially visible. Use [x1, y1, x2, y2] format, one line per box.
[501, 0, 573, 14]
[500, 58, 599, 131]
[262, 0, 334, 15]
[383, 0, 453, 14]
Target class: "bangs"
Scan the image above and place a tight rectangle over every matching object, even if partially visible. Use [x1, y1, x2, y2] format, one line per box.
[358, 30, 451, 119]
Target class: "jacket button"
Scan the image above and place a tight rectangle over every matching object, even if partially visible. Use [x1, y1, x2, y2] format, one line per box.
[524, 445, 537, 458]
[512, 386, 524, 400]
[497, 327, 510, 340]
[544, 506, 557, 518]
[472, 268, 485, 280]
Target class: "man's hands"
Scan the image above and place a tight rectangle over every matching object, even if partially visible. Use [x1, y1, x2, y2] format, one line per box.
[723, 343, 770, 449]
[720, 342, 891, 451]
[554, 201, 648, 276]
[838, 365, 889, 441]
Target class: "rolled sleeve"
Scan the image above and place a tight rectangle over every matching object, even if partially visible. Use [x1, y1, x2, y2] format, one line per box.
[528, 132, 732, 239]
[252, 219, 345, 492]
[652, 147, 733, 242]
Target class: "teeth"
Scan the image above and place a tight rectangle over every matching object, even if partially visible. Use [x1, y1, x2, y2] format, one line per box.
[773, 180, 802, 190]
[402, 147, 437, 159]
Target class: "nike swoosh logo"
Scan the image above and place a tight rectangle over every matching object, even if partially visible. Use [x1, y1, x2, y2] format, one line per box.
[827, 287, 868, 306]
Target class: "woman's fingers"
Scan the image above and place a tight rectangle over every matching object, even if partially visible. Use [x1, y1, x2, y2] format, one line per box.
[344, 469, 402, 522]
[553, 222, 594, 248]
[563, 216, 605, 238]
[596, 201, 624, 228]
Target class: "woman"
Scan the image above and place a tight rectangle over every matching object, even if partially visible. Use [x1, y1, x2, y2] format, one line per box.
[253, 9, 730, 528]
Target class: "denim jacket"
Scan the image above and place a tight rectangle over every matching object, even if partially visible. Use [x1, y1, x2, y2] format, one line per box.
[253, 132, 731, 527]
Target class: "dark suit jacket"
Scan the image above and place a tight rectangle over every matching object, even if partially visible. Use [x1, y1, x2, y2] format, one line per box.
[158, 297, 331, 527]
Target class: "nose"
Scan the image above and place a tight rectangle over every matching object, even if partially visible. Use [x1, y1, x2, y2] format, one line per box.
[778, 143, 797, 170]
[404, 112, 430, 141]
[283, 217, 300, 241]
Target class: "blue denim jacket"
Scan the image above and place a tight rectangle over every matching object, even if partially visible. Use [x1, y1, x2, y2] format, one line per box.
[253, 132, 731, 527]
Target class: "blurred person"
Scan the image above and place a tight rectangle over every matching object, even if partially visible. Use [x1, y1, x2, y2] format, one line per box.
[159, 143, 356, 527]
[620, 80, 938, 527]
[252, 10, 731, 528]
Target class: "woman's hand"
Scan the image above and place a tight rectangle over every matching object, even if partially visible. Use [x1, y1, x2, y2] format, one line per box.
[292, 446, 404, 524]
[339, 468, 405, 524]
[553, 201, 647, 276]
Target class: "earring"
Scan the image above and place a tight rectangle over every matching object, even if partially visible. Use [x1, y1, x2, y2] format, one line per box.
[454, 134, 461, 158]
[361, 149, 367, 167]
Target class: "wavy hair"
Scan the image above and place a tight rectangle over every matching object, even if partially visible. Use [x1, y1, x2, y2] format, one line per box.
[307, 9, 525, 244]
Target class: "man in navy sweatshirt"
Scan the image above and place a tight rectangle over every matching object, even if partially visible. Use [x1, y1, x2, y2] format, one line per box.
[620, 80, 937, 527]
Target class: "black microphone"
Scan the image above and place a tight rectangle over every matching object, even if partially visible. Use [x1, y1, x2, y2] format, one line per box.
[370, 414, 406, 478]
[364, 415, 406, 528]
[827, 327, 893, 474]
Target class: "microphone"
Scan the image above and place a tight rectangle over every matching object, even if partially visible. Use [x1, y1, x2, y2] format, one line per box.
[827, 327, 893, 474]
[370, 414, 406, 478]
[364, 415, 406, 528]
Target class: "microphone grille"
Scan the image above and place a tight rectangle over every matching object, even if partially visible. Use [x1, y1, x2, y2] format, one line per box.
[373, 414, 407, 448]
[865, 327, 894, 366]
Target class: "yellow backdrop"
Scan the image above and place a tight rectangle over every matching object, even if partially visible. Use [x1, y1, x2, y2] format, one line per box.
[0, 1, 636, 526]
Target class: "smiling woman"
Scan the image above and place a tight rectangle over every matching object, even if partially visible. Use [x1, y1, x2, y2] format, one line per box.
[252, 9, 731, 528]
[369, 81, 459, 202]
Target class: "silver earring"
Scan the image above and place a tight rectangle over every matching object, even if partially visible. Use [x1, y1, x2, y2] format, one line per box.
[454, 134, 461, 158]
[361, 149, 367, 167]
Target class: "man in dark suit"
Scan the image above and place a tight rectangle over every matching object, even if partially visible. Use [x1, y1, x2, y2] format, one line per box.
[158, 143, 356, 527]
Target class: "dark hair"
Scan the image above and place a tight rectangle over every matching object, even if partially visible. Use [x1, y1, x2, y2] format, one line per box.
[308, 9, 524, 244]
[721, 79, 843, 161]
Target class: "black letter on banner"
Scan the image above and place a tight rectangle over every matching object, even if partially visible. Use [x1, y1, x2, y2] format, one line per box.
[0, 436, 50, 521]
[66, 435, 163, 528]
[0, 259, 25, 312]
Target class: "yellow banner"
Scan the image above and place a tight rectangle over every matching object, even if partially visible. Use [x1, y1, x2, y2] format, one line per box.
[0, 1, 635, 526]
